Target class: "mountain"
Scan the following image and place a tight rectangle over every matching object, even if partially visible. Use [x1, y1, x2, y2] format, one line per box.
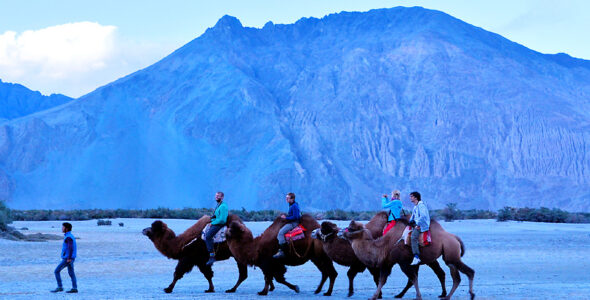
[1, 7, 589, 211]
[0, 79, 72, 121]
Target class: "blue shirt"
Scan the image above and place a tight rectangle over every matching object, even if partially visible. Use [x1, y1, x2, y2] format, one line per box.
[382, 196, 402, 222]
[285, 201, 301, 222]
[409, 201, 430, 232]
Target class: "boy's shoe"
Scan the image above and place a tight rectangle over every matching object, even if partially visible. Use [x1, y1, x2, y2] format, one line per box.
[66, 288, 78, 293]
[50, 287, 64, 293]
[411, 256, 421, 265]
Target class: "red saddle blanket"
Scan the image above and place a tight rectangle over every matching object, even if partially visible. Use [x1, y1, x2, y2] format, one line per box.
[285, 224, 307, 242]
[402, 226, 431, 247]
[383, 220, 396, 235]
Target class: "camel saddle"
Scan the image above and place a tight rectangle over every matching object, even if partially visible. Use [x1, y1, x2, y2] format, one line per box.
[200, 224, 226, 243]
[402, 226, 431, 247]
[285, 224, 307, 242]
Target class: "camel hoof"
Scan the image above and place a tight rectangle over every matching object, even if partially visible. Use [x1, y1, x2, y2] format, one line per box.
[394, 294, 402, 298]
[470, 292, 475, 300]
[204, 289, 214, 293]
[438, 293, 447, 298]
[225, 288, 236, 293]
[163, 287, 173, 294]
[323, 291, 332, 296]
[269, 286, 275, 292]
[258, 291, 268, 296]
[347, 292, 354, 297]
[294, 285, 300, 293]
[314, 289, 321, 294]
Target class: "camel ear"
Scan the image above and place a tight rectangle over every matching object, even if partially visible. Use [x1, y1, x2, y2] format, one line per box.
[152, 220, 164, 232]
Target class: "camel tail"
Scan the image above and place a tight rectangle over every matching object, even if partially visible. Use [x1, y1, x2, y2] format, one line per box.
[455, 234, 465, 257]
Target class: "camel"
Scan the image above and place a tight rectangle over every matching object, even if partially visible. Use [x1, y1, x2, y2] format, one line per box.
[142, 215, 250, 293]
[225, 214, 338, 296]
[344, 218, 475, 300]
[316, 212, 446, 298]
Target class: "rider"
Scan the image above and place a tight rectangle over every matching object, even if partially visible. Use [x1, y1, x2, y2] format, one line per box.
[382, 190, 403, 235]
[205, 191, 228, 266]
[273, 192, 300, 259]
[409, 191, 430, 265]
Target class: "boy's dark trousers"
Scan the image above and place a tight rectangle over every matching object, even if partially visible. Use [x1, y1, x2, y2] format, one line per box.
[55, 259, 77, 289]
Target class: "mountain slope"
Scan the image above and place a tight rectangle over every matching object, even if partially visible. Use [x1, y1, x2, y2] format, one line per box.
[1, 7, 589, 211]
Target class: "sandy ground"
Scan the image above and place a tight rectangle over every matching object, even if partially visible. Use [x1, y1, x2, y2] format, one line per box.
[1, 218, 589, 299]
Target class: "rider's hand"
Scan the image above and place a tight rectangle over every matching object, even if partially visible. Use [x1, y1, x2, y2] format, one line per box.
[280, 215, 286, 219]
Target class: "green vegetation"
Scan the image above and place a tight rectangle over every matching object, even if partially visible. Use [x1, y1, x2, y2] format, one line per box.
[6, 205, 589, 223]
[496, 206, 590, 223]
[0, 200, 12, 231]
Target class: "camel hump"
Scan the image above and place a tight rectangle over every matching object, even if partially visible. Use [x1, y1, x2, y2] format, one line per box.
[300, 214, 320, 231]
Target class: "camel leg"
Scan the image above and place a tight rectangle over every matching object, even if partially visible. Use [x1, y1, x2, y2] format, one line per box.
[269, 279, 275, 291]
[394, 265, 416, 298]
[225, 262, 248, 293]
[314, 272, 328, 294]
[371, 266, 392, 300]
[456, 261, 475, 300]
[258, 273, 272, 296]
[368, 267, 383, 299]
[266, 260, 299, 294]
[164, 257, 195, 293]
[400, 264, 421, 300]
[273, 272, 300, 293]
[196, 263, 215, 293]
[311, 256, 338, 296]
[346, 264, 364, 297]
[427, 260, 447, 298]
[445, 263, 461, 300]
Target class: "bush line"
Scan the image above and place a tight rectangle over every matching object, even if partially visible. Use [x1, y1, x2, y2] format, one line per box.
[3, 203, 589, 224]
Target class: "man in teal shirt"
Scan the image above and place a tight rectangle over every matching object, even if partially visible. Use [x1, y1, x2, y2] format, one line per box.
[205, 191, 228, 266]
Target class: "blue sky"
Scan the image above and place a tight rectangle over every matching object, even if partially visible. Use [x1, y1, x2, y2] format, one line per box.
[1, 0, 588, 97]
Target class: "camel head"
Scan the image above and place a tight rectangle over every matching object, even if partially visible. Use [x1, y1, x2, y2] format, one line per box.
[342, 220, 368, 241]
[316, 221, 339, 242]
[142, 220, 174, 242]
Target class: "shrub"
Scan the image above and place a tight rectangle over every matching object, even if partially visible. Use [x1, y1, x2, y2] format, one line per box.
[440, 203, 464, 222]
[97, 219, 112, 226]
[0, 200, 12, 231]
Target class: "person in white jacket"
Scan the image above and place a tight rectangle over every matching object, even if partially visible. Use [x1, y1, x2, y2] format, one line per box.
[408, 191, 430, 265]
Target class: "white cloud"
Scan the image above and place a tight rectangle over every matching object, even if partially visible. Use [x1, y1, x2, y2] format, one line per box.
[0, 22, 175, 97]
[0, 22, 128, 97]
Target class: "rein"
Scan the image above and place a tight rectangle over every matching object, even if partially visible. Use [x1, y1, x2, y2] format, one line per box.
[289, 233, 314, 259]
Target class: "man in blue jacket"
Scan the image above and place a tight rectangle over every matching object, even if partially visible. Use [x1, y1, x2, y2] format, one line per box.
[205, 191, 228, 266]
[273, 192, 300, 259]
[409, 191, 430, 265]
[51, 222, 78, 293]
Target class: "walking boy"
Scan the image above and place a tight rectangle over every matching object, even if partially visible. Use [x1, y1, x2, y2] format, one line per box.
[51, 222, 78, 293]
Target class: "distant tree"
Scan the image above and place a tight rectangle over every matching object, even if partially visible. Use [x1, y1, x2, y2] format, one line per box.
[441, 202, 464, 221]
[0, 200, 12, 231]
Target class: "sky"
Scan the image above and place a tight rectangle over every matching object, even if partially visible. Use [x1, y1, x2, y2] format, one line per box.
[0, 0, 588, 98]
